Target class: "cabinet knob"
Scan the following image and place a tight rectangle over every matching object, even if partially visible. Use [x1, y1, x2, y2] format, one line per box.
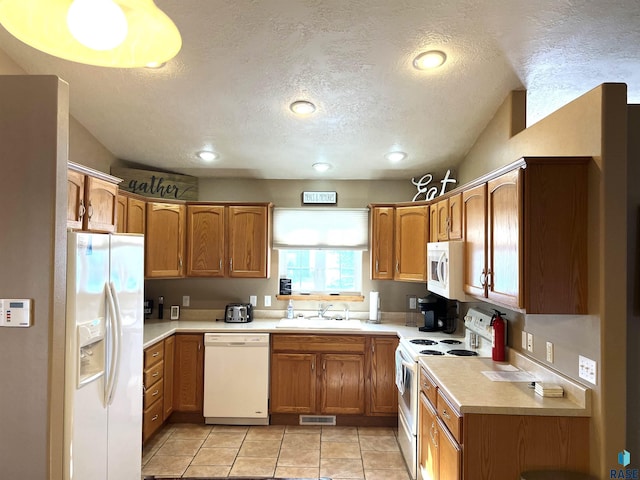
[441, 408, 451, 420]
[78, 200, 86, 220]
[152, 390, 159, 396]
[152, 371, 159, 377]
[87, 201, 93, 219]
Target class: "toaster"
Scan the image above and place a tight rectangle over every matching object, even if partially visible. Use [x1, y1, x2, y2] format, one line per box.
[224, 303, 253, 323]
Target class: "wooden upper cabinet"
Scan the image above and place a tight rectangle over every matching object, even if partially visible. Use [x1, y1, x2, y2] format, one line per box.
[227, 205, 270, 278]
[447, 193, 462, 240]
[116, 192, 146, 234]
[370, 207, 395, 280]
[67, 169, 86, 230]
[461, 157, 588, 314]
[436, 198, 450, 242]
[116, 195, 127, 234]
[394, 205, 428, 282]
[67, 163, 119, 233]
[487, 169, 523, 309]
[145, 202, 186, 278]
[463, 183, 488, 299]
[186, 205, 226, 277]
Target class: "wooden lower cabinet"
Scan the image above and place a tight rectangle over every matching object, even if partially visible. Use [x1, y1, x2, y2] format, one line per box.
[417, 367, 589, 480]
[270, 334, 396, 420]
[142, 340, 165, 443]
[163, 335, 175, 420]
[270, 353, 317, 413]
[368, 336, 398, 415]
[173, 334, 204, 413]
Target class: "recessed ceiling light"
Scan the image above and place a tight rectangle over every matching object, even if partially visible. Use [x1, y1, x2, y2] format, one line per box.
[386, 151, 407, 163]
[290, 100, 316, 115]
[413, 50, 447, 70]
[197, 151, 217, 162]
[312, 162, 331, 172]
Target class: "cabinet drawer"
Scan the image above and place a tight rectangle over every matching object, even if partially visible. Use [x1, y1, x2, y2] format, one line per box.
[143, 378, 164, 410]
[437, 390, 462, 443]
[144, 342, 164, 367]
[272, 334, 366, 353]
[420, 367, 438, 408]
[143, 398, 164, 442]
[144, 360, 164, 387]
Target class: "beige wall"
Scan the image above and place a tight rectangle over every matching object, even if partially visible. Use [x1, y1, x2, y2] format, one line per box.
[0, 76, 68, 480]
[456, 85, 628, 477]
[144, 178, 430, 314]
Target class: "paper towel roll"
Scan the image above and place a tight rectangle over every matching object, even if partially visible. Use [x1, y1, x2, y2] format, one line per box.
[369, 291, 380, 322]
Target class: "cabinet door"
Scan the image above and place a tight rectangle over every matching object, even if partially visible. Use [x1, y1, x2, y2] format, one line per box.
[67, 170, 86, 230]
[418, 393, 438, 480]
[116, 194, 127, 233]
[462, 184, 487, 297]
[270, 353, 317, 414]
[487, 169, 522, 309]
[448, 193, 462, 240]
[145, 202, 186, 278]
[436, 198, 450, 242]
[437, 417, 462, 480]
[369, 336, 398, 415]
[127, 197, 146, 234]
[186, 205, 225, 277]
[163, 335, 175, 421]
[227, 206, 269, 278]
[321, 353, 365, 415]
[394, 205, 428, 281]
[173, 334, 204, 413]
[371, 207, 395, 280]
[429, 204, 438, 243]
[85, 176, 118, 233]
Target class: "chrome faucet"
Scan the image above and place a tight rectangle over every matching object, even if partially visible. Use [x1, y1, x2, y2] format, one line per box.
[318, 303, 333, 319]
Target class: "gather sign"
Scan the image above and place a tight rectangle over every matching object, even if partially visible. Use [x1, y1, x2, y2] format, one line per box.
[111, 167, 199, 201]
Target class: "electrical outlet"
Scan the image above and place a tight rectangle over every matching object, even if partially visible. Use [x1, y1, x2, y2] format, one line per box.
[264, 295, 271, 307]
[527, 333, 534, 352]
[249, 295, 257, 307]
[578, 355, 597, 384]
[521, 331, 528, 349]
[546, 341, 554, 363]
[182, 295, 190, 307]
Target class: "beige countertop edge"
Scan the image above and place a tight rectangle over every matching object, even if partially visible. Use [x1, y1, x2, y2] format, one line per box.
[419, 355, 591, 418]
[142, 316, 424, 348]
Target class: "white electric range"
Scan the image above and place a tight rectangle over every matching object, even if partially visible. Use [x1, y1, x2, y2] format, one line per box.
[396, 308, 497, 479]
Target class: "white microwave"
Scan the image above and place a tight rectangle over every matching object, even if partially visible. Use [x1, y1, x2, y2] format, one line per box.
[426, 241, 468, 300]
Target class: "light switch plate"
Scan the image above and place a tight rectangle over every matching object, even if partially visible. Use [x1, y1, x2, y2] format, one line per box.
[170, 305, 180, 320]
[527, 332, 534, 352]
[249, 295, 257, 307]
[546, 341, 554, 363]
[264, 295, 271, 307]
[521, 331, 528, 349]
[182, 295, 190, 307]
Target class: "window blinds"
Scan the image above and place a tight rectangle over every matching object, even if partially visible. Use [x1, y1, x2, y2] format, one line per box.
[273, 208, 369, 250]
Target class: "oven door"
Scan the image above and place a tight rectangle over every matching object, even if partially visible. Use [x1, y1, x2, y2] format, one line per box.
[395, 345, 418, 434]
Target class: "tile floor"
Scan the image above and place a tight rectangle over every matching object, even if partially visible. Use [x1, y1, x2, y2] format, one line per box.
[142, 423, 410, 479]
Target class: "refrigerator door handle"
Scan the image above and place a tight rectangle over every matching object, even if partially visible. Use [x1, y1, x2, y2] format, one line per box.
[104, 282, 122, 406]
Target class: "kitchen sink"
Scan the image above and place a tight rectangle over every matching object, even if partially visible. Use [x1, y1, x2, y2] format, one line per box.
[276, 318, 363, 330]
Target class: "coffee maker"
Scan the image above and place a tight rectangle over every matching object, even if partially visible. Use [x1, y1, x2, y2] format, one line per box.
[417, 293, 458, 333]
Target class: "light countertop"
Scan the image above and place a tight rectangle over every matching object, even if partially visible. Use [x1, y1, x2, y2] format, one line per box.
[419, 355, 591, 417]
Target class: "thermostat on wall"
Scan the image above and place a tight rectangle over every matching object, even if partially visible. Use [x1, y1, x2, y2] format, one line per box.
[0, 299, 33, 327]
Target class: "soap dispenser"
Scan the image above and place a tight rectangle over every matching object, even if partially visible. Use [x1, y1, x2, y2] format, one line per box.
[286, 300, 294, 319]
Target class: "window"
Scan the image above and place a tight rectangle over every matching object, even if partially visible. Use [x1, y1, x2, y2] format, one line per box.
[279, 249, 362, 293]
[273, 208, 368, 294]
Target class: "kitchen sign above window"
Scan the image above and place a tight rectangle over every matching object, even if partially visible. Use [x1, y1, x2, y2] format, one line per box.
[411, 169, 457, 201]
[111, 167, 198, 201]
[302, 191, 337, 205]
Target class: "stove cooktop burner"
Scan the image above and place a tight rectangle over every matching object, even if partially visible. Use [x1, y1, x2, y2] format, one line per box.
[410, 339, 438, 346]
[440, 339, 462, 345]
[420, 349, 445, 355]
[447, 349, 479, 356]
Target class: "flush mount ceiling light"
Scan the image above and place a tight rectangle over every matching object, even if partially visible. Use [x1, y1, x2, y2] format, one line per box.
[0, 0, 182, 68]
[290, 100, 316, 115]
[385, 151, 407, 163]
[312, 162, 331, 172]
[197, 151, 217, 162]
[413, 50, 447, 70]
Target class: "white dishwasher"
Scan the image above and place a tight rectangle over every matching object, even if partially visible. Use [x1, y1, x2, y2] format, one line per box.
[203, 333, 270, 425]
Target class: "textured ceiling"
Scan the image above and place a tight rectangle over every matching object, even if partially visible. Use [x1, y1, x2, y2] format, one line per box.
[0, 0, 639, 180]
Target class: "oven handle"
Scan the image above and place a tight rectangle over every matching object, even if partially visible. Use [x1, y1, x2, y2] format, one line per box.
[401, 359, 417, 373]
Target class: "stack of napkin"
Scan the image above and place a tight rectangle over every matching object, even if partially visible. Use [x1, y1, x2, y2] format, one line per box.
[534, 382, 564, 397]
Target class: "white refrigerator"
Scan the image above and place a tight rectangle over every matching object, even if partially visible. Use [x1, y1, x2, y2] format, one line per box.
[64, 232, 144, 480]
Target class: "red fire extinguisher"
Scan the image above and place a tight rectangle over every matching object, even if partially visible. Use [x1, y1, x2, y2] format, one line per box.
[491, 310, 506, 361]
